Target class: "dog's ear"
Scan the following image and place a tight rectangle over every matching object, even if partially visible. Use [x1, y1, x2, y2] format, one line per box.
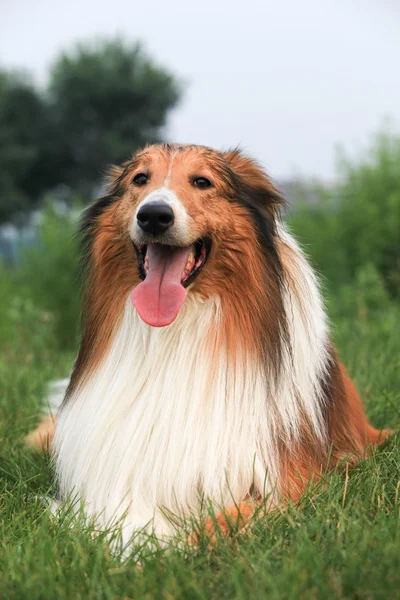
[80, 153, 143, 257]
[104, 164, 124, 192]
[224, 149, 283, 211]
[104, 150, 146, 195]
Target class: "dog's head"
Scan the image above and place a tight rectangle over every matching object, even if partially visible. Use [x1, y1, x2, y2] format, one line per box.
[67, 143, 289, 393]
[82, 143, 284, 328]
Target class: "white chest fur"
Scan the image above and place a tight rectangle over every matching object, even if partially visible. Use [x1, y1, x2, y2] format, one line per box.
[54, 296, 282, 536]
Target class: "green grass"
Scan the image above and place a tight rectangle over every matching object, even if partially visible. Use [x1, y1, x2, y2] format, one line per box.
[0, 292, 399, 599]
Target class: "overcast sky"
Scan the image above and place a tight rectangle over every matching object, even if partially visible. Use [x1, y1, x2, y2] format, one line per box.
[1, 0, 399, 180]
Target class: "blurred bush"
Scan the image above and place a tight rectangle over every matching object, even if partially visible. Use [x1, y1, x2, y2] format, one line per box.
[289, 131, 400, 306]
[0, 72, 51, 223]
[16, 208, 80, 349]
[1, 207, 79, 355]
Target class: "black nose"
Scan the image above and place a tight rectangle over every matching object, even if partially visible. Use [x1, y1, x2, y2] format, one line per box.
[137, 202, 175, 235]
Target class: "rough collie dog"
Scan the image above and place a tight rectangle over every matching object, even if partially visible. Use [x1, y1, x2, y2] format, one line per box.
[31, 143, 390, 543]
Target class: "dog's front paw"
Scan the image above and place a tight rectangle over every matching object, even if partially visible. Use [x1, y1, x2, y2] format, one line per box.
[188, 502, 255, 546]
[26, 415, 57, 451]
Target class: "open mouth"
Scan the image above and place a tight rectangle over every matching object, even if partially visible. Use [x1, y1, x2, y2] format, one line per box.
[135, 238, 211, 287]
[131, 238, 211, 327]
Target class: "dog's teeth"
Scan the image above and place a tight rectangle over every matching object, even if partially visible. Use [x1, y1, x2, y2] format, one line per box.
[184, 252, 195, 273]
[181, 250, 196, 281]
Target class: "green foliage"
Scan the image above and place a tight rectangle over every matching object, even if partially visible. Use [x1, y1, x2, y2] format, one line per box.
[0, 206, 80, 352]
[0, 39, 181, 223]
[289, 131, 400, 299]
[337, 132, 400, 296]
[0, 72, 51, 222]
[18, 208, 81, 349]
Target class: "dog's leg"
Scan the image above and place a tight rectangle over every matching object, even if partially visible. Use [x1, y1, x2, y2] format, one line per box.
[324, 359, 392, 470]
[188, 501, 261, 545]
[26, 415, 58, 451]
[26, 377, 68, 450]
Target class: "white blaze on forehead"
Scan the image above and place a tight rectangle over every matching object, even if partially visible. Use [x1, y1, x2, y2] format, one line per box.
[131, 186, 190, 245]
[163, 149, 178, 186]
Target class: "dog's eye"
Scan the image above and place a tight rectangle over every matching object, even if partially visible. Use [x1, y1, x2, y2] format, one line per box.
[132, 173, 149, 186]
[192, 177, 212, 190]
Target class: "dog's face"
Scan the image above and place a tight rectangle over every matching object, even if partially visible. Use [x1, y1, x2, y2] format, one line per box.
[84, 144, 283, 329]
[122, 145, 238, 326]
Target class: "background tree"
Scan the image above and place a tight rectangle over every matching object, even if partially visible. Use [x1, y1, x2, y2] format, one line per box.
[0, 72, 51, 223]
[0, 39, 181, 223]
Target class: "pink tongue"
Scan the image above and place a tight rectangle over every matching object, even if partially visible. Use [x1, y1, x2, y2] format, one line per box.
[131, 245, 191, 327]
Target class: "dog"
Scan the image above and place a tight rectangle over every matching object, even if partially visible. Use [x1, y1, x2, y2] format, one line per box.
[29, 143, 390, 543]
